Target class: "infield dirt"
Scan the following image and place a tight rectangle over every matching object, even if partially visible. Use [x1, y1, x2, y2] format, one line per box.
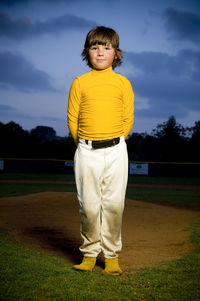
[0, 192, 199, 270]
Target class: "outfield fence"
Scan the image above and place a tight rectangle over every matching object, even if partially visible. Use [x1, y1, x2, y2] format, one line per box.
[0, 158, 200, 177]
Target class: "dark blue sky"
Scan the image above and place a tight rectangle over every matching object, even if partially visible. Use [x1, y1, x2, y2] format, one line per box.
[0, 0, 200, 136]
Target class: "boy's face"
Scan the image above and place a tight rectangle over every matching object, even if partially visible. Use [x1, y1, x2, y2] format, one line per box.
[89, 43, 116, 70]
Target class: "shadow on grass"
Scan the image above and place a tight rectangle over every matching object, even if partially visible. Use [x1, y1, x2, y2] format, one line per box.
[25, 226, 80, 263]
[24, 226, 104, 269]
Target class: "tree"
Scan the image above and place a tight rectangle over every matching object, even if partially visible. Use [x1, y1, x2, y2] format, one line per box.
[127, 133, 145, 161]
[152, 116, 185, 139]
[189, 121, 200, 161]
[0, 121, 30, 157]
[151, 116, 187, 161]
[30, 126, 56, 142]
[127, 132, 161, 162]
[191, 121, 200, 139]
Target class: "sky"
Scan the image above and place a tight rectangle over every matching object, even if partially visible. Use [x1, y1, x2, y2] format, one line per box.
[0, 0, 200, 137]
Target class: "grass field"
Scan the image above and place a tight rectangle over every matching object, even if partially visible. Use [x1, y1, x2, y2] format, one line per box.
[0, 173, 200, 300]
[1, 173, 200, 208]
[1, 172, 200, 185]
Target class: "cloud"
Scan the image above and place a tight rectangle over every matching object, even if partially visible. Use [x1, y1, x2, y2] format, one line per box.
[163, 7, 200, 44]
[0, 104, 18, 115]
[0, 0, 74, 5]
[0, 0, 25, 4]
[0, 104, 62, 121]
[126, 49, 200, 81]
[0, 103, 66, 136]
[0, 0, 28, 4]
[0, 103, 68, 136]
[124, 49, 200, 119]
[0, 12, 97, 40]
[0, 51, 57, 92]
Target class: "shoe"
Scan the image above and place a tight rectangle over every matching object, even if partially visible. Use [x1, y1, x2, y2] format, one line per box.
[73, 257, 96, 272]
[102, 258, 123, 276]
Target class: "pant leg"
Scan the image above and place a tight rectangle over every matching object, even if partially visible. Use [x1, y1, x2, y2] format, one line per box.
[74, 140, 104, 257]
[101, 138, 128, 258]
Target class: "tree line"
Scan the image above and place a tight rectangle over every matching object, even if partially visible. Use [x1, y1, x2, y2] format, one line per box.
[0, 116, 199, 162]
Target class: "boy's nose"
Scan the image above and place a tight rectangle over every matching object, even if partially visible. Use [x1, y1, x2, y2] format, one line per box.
[97, 46, 104, 56]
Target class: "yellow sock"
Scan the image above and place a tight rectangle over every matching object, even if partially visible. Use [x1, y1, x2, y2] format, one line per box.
[73, 257, 96, 272]
[102, 258, 123, 276]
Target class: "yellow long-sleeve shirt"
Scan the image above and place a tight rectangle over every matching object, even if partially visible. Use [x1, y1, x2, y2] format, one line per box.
[67, 67, 134, 144]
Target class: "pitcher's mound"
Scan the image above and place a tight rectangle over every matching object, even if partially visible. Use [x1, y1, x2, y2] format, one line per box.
[0, 192, 199, 269]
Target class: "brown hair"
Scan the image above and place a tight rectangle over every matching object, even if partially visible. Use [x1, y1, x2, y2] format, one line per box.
[82, 26, 123, 69]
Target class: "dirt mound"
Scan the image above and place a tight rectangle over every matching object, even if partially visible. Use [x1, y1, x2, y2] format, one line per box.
[0, 192, 199, 269]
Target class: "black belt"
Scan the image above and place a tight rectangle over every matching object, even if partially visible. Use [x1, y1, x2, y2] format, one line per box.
[85, 137, 120, 149]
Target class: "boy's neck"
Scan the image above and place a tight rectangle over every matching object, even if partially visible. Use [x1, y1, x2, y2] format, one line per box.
[91, 66, 112, 73]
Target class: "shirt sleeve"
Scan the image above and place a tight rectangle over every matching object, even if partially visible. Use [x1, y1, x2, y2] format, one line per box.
[67, 77, 81, 145]
[123, 78, 134, 139]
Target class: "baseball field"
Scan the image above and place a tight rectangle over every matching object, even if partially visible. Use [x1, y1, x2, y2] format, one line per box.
[0, 173, 200, 300]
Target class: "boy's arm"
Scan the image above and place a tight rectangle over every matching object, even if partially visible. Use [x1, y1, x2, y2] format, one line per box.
[67, 78, 81, 145]
[123, 78, 134, 139]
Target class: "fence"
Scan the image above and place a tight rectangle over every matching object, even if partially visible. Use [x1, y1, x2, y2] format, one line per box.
[1, 158, 200, 177]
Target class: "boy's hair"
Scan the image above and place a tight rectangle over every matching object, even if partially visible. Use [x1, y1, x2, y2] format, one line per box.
[82, 26, 123, 69]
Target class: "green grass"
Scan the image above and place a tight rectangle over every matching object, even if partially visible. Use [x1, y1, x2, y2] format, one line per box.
[126, 186, 200, 208]
[1, 172, 200, 185]
[0, 222, 200, 301]
[0, 181, 199, 208]
[0, 183, 76, 197]
[0, 172, 75, 182]
[0, 174, 200, 300]
[128, 175, 200, 186]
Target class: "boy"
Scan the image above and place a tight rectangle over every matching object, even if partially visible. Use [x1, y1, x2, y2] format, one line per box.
[67, 26, 134, 275]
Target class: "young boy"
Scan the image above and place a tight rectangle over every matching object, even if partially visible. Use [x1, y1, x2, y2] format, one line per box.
[67, 26, 134, 275]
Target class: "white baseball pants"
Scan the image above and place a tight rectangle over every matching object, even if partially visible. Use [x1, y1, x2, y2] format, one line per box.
[74, 136, 128, 259]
